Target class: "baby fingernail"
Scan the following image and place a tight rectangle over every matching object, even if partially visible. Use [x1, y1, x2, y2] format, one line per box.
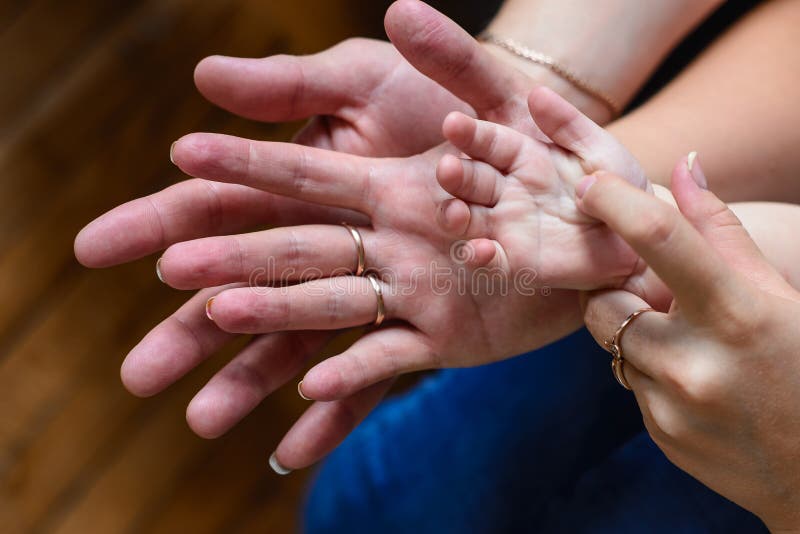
[156, 258, 165, 283]
[170, 142, 177, 165]
[269, 451, 292, 475]
[297, 380, 312, 401]
[687, 151, 708, 189]
[576, 175, 597, 199]
[205, 297, 215, 320]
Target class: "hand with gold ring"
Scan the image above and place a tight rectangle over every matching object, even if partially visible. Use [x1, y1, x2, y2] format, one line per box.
[78, 81, 648, 474]
[74, 2, 558, 471]
[577, 156, 800, 531]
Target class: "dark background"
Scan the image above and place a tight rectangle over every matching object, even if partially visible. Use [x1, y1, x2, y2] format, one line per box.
[0, 1, 757, 532]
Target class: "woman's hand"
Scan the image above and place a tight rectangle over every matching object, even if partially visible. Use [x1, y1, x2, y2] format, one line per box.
[578, 158, 800, 531]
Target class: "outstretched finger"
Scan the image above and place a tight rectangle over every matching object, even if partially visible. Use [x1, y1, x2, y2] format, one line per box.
[157, 224, 378, 290]
[120, 285, 241, 397]
[206, 276, 396, 335]
[270, 378, 394, 473]
[171, 133, 375, 213]
[528, 87, 649, 191]
[299, 326, 434, 400]
[74, 178, 365, 268]
[186, 330, 332, 439]
[194, 47, 359, 123]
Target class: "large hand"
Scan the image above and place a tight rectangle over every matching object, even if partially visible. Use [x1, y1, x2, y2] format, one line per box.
[163, 86, 642, 408]
[75, 0, 598, 471]
[195, 37, 471, 158]
[579, 159, 800, 531]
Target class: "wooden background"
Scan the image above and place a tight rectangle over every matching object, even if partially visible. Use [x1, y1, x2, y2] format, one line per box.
[0, 1, 405, 532]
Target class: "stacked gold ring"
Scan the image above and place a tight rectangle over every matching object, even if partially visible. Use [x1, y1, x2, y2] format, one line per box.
[342, 222, 384, 326]
[342, 222, 366, 276]
[366, 274, 385, 327]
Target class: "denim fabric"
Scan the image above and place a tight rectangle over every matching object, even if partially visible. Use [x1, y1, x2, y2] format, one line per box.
[303, 329, 766, 533]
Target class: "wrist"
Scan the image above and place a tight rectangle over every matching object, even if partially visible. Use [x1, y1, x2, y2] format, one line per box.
[480, 42, 613, 125]
[483, 0, 724, 120]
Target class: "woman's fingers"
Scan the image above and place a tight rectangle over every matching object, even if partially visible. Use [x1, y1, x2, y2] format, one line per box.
[74, 179, 366, 268]
[299, 326, 434, 400]
[207, 277, 393, 334]
[581, 289, 670, 380]
[158, 224, 376, 290]
[271, 379, 394, 473]
[669, 154, 792, 295]
[186, 330, 332, 439]
[171, 133, 375, 213]
[576, 172, 746, 318]
[120, 286, 242, 397]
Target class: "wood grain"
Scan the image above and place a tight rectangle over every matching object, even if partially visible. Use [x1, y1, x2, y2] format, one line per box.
[0, 1, 378, 532]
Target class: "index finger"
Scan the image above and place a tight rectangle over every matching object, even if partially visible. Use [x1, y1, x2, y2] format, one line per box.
[172, 133, 374, 213]
[74, 178, 365, 268]
[576, 173, 744, 317]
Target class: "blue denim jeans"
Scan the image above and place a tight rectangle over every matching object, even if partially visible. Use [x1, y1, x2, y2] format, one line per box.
[303, 329, 766, 533]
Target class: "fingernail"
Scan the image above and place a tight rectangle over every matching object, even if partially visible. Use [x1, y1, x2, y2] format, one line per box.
[269, 451, 292, 475]
[686, 151, 707, 189]
[297, 380, 312, 401]
[205, 297, 215, 321]
[576, 174, 597, 199]
[170, 142, 177, 165]
[156, 258, 165, 283]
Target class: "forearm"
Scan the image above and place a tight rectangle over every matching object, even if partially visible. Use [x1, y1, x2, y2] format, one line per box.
[483, 0, 723, 123]
[730, 202, 800, 291]
[610, 0, 800, 202]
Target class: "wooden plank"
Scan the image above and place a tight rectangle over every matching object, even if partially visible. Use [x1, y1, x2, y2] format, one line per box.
[0, 0, 137, 129]
[1, 0, 383, 531]
[0, 274, 185, 532]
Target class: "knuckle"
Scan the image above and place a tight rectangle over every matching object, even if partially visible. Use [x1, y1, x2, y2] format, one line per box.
[283, 229, 304, 276]
[664, 359, 724, 405]
[325, 293, 341, 324]
[710, 298, 760, 343]
[289, 149, 311, 196]
[225, 292, 290, 332]
[647, 398, 688, 441]
[376, 338, 400, 377]
[632, 208, 678, 250]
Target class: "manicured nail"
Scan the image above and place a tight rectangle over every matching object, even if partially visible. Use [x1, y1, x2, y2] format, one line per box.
[269, 451, 292, 475]
[576, 174, 597, 199]
[205, 297, 215, 321]
[686, 151, 707, 189]
[155, 258, 165, 283]
[297, 380, 312, 401]
[169, 142, 177, 165]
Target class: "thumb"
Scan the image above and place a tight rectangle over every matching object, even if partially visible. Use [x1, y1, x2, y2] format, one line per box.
[670, 153, 791, 294]
[527, 87, 650, 192]
[194, 42, 365, 122]
[384, 0, 528, 126]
